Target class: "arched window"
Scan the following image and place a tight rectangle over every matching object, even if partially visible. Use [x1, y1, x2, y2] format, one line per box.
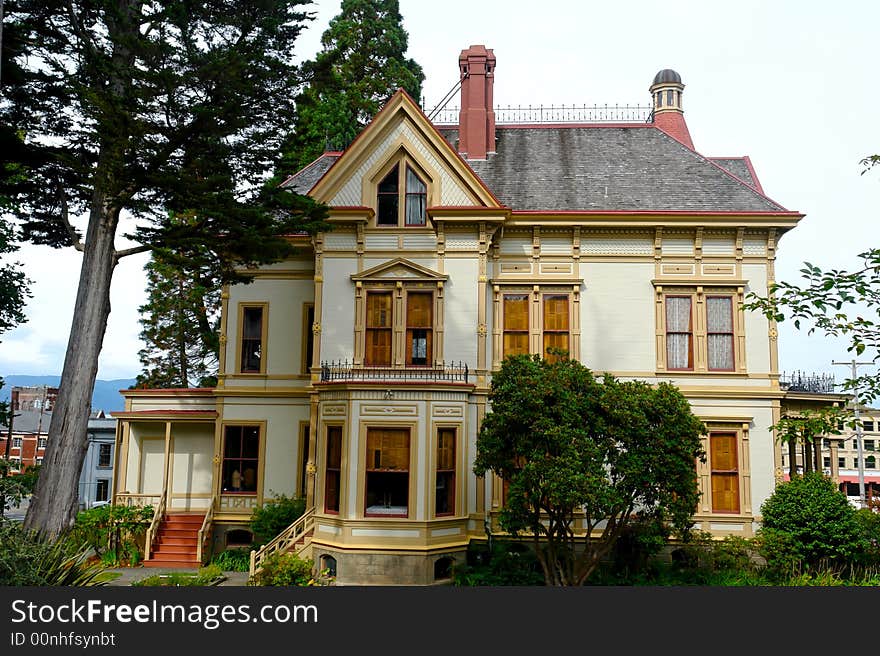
[376, 163, 427, 227]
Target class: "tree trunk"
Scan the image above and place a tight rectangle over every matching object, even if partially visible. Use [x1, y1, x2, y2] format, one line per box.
[23, 203, 118, 538]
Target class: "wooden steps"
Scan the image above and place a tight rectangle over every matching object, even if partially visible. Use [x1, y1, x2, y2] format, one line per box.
[143, 513, 204, 568]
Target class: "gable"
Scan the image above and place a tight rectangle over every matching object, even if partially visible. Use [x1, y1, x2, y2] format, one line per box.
[350, 258, 448, 283]
[309, 91, 500, 209]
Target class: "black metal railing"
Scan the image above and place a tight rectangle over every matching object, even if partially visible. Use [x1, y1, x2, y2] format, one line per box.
[320, 360, 469, 384]
[779, 371, 837, 394]
[427, 103, 653, 125]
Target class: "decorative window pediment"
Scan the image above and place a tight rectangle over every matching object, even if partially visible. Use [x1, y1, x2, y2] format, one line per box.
[351, 258, 448, 283]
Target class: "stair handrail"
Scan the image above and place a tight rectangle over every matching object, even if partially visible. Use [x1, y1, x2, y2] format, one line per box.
[143, 485, 167, 562]
[196, 498, 215, 566]
[249, 507, 315, 578]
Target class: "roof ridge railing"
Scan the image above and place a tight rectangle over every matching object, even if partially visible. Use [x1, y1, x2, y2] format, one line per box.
[426, 103, 654, 125]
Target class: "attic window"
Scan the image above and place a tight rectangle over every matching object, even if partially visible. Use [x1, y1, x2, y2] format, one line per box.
[376, 163, 427, 227]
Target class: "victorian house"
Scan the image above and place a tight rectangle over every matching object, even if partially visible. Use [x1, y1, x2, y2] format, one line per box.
[112, 45, 803, 584]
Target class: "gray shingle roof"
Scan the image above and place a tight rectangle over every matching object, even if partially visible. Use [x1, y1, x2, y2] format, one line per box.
[0, 410, 52, 434]
[294, 125, 787, 213]
[709, 158, 758, 189]
[465, 126, 786, 212]
[281, 154, 340, 195]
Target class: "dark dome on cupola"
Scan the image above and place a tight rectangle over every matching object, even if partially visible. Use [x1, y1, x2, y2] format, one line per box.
[652, 69, 682, 85]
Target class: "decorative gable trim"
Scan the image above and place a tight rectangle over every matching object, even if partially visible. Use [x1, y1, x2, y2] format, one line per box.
[351, 258, 448, 283]
[310, 89, 502, 209]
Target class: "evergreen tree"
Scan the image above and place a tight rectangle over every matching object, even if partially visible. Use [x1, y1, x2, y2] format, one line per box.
[279, 0, 425, 175]
[136, 252, 220, 389]
[0, 1, 329, 537]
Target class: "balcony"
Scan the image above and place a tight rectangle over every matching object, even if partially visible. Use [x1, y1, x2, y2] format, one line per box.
[320, 360, 470, 384]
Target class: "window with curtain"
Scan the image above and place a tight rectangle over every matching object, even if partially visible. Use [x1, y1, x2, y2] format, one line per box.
[405, 292, 432, 365]
[365, 292, 393, 366]
[240, 306, 264, 373]
[542, 294, 570, 361]
[706, 296, 734, 371]
[324, 426, 342, 513]
[405, 166, 427, 226]
[503, 294, 529, 357]
[710, 432, 739, 513]
[665, 295, 693, 370]
[375, 162, 427, 227]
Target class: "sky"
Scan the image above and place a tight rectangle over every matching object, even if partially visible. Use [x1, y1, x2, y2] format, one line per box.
[1, 0, 878, 386]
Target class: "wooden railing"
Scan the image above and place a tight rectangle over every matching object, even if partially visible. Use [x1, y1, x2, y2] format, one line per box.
[115, 493, 162, 508]
[143, 487, 167, 562]
[249, 507, 315, 578]
[197, 499, 215, 566]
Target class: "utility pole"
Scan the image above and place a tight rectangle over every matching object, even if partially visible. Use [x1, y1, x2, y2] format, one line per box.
[832, 359, 874, 508]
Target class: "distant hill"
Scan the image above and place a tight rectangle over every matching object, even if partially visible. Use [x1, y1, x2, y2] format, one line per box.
[0, 375, 136, 413]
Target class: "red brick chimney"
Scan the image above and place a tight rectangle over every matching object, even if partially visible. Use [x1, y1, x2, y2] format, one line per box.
[650, 69, 694, 150]
[457, 45, 496, 160]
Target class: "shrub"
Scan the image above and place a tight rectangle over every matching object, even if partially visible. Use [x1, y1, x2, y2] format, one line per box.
[250, 494, 306, 546]
[69, 504, 154, 566]
[133, 564, 225, 587]
[211, 548, 251, 572]
[453, 541, 544, 586]
[0, 521, 107, 586]
[249, 552, 319, 586]
[758, 472, 866, 572]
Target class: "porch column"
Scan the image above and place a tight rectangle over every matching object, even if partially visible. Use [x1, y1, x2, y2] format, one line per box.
[116, 421, 131, 497]
[306, 393, 319, 508]
[162, 421, 172, 507]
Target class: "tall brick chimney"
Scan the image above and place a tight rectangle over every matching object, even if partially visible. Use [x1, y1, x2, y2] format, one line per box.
[457, 45, 496, 160]
[650, 69, 694, 150]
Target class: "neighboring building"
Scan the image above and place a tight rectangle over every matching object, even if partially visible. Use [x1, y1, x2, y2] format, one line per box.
[10, 385, 58, 413]
[113, 45, 807, 583]
[78, 412, 118, 510]
[0, 409, 52, 472]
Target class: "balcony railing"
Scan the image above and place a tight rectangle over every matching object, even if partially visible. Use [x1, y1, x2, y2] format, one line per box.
[320, 360, 469, 384]
[429, 103, 653, 125]
[779, 371, 837, 395]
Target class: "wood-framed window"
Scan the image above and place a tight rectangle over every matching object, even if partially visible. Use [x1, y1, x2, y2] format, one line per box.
[95, 478, 110, 503]
[365, 292, 393, 366]
[665, 295, 694, 370]
[364, 288, 435, 367]
[365, 428, 410, 517]
[709, 432, 739, 513]
[659, 288, 742, 373]
[502, 294, 529, 357]
[239, 304, 266, 373]
[542, 294, 570, 361]
[435, 427, 456, 517]
[376, 163, 427, 227]
[706, 296, 734, 371]
[98, 443, 112, 468]
[222, 425, 260, 493]
[405, 291, 433, 366]
[324, 426, 342, 514]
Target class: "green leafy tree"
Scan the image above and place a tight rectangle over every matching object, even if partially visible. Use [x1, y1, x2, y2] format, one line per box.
[135, 252, 220, 388]
[745, 248, 880, 401]
[757, 471, 866, 576]
[279, 0, 425, 174]
[772, 406, 844, 478]
[0, 1, 329, 538]
[474, 354, 706, 586]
